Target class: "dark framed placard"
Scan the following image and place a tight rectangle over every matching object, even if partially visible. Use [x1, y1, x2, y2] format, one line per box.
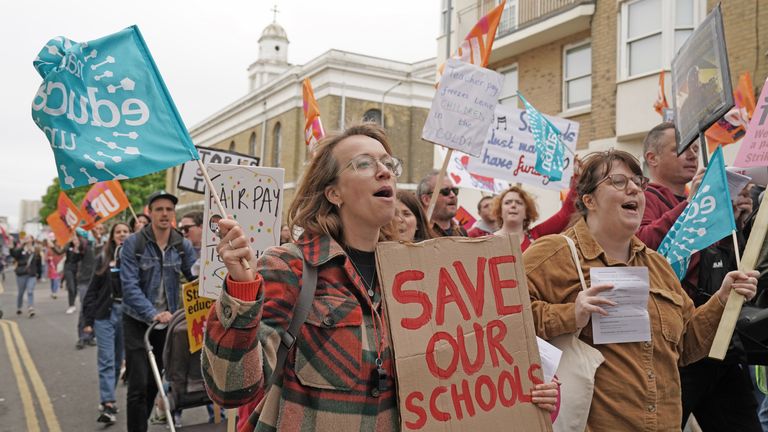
[671, 4, 733, 155]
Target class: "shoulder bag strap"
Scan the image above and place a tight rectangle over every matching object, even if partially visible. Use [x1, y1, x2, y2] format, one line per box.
[561, 235, 587, 337]
[267, 243, 317, 388]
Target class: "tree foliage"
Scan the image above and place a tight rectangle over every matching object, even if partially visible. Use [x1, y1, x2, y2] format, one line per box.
[39, 171, 166, 226]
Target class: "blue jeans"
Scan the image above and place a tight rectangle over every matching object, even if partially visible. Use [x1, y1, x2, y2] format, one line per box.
[50, 278, 60, 294]
[16, 274, 36, 310]
[94, 303, 124, 404]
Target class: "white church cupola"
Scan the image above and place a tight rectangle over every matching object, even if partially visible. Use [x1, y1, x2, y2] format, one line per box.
[248, 6, 290, 91]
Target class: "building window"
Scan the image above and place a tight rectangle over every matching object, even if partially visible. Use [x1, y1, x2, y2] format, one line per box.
[441, 0, 451, 36]
[362, 109, 382, 125]
[498, 66, 518, 107]
[563, 41, 591, 110]
[249, 132, 257, 156]
[271, 123, 281, 167]
[619, 0, 703, 79]
[228, 140, 236, 152]
[497, 0, 517, 35]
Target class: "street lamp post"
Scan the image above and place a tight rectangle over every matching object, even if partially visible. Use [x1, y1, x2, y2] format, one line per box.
[380, 81, 403, 128]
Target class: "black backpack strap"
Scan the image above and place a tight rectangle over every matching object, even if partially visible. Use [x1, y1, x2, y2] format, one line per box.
[646, 187, 676, 210]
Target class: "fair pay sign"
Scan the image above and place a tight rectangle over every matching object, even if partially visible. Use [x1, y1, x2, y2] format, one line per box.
[377, 235, 552, 432]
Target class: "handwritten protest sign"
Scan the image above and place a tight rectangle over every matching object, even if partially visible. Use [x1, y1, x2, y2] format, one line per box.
[439, 146, 509, 193]
[200, 164, 284, 299]
[423, 59, 503, 157]
[734, 78, 768, 168]
[377, 235, 551, 432]
[181, 280, 212, 353]
[80, 180, 130, 230]
[177, 146, 261, 194]
[467, 105, 579, 190]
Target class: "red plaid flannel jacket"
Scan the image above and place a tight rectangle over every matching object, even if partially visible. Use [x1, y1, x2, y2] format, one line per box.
[202, 233, 398, 432]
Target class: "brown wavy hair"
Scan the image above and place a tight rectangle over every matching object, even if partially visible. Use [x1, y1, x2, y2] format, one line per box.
[287, 124, 397, 244]
[492, 186, 539, 230]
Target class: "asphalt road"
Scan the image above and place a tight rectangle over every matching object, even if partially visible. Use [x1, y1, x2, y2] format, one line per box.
[0, 270, 227, 432]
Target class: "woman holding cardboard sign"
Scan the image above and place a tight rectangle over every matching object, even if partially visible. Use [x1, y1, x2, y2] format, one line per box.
[201, 124, 559, 432]
[524, 150, 758, 431]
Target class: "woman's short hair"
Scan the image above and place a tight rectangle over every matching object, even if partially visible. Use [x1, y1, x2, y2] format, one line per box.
[396, 190, 435, 242]
[575, 149, 643, 216]
[492, 186, 539, 230]
[287, 124, 396, 243]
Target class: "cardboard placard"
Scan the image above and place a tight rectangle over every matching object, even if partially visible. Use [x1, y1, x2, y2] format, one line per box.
[467, 105, 579, 190]
[377, 235, 552, 432]
[177, 146, 261, 194]
[734, 78, 768, 168]
[200, 164, 283, 299]
[181, 280, 212, 353]
[422, 59, 503, 157]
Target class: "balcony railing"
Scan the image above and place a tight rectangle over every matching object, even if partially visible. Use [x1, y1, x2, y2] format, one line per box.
[458, 0, 594, 39]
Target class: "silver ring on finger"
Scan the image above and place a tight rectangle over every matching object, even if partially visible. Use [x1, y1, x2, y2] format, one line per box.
[228, 239, 235, 250]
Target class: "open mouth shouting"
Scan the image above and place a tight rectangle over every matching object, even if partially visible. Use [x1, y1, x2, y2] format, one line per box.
[373, 185, 394, 200]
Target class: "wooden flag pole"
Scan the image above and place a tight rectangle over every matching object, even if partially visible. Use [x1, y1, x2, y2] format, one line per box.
[127, 203, 138, 221]
[426, 148, 453, 222]
[710, 191, 768, 359]
[227, 408, 236, 432]
[197, 160, 251, 271]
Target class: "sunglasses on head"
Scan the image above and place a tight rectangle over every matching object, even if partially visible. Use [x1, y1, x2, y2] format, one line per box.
[428, 187, 459, 197]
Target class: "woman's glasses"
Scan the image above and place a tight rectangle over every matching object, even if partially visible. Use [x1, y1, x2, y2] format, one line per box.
[594, 174, 649, 192]
[340, 155, 403, 178]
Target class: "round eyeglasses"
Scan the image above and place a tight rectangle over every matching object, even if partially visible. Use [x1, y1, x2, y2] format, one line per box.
[340, 155, 403, 178]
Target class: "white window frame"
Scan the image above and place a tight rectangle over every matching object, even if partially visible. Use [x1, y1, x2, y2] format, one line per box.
[441, 0, 451, 36]
[618, 0, 705, 80]
[497, 64, 519, 108]
[497, 0, 518, 35]
[562, 39, 592, 112]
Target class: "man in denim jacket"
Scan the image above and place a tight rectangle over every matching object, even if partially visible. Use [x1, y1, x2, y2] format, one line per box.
[121, 191, 197, 432]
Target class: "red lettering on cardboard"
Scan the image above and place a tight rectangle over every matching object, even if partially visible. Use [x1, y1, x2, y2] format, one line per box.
[487, 319, 514, 367]
[405, 392, 427, 429]
[458, 322, 485, 375]
[475, 374, 497, 411]
[452, 257, 486, 317]
[489, 255, 522, 315]
[436, 267, 471, 325]
[426, 331, 460, 379]
[451, 379, 476, 420]
[429, 386, 451, 421]
[392, 270, 431, 330]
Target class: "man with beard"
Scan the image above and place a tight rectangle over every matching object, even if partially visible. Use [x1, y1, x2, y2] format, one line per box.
[417, 170, 467, 237]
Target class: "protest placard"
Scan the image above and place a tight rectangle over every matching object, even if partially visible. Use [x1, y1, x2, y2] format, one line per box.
[455, 206, 477, 231]
[80, 180, 130, 230]
[423, 59, 503, 157]
[200, 164, 284, 299]
[377, 235, 551, 432]
[734, 78, 768, 168]
[467, 105, 579, 190]
[177, 146, 261, 194]
[439, 146, 509, 194]
[671, 5, 733, 155]
[181, 280, 213, 353]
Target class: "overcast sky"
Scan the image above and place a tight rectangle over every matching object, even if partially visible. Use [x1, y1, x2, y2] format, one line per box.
[0, 1, 439, 230]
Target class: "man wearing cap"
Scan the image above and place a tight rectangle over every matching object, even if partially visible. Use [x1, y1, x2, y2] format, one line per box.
[120, 191, 197, 432]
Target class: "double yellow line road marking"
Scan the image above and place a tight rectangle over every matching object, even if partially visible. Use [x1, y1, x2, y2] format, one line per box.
[0, 319, 61, 432]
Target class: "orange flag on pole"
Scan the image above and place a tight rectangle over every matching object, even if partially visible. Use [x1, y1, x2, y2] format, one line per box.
[302, 78, 325, 148]
[454, 0, 506, 67]
[705, 72, 756, 153]
[46, 192, 83, 247]
[653, 72, 669, 115]
[80, 180, 130, 230]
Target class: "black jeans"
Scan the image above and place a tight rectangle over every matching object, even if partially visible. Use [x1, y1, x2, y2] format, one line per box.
[123, 314, 166, 432]
[64, 268, 77, 307]
[681, 360, 761, 431]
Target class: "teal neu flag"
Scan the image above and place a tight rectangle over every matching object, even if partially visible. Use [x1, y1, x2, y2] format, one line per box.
[657, 146, 736, 280]
[517, 92, 566, 182]
[31, 26, 199, 190]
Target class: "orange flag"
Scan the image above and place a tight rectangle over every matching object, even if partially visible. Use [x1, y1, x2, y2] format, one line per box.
[302, 78, 325, 148]
[454, 0, 505, 67]
[653, 72, 669, 115]
[705, 72, 755, 153]
[46, 192, 83, 247]
[80, 180, 130, 230]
